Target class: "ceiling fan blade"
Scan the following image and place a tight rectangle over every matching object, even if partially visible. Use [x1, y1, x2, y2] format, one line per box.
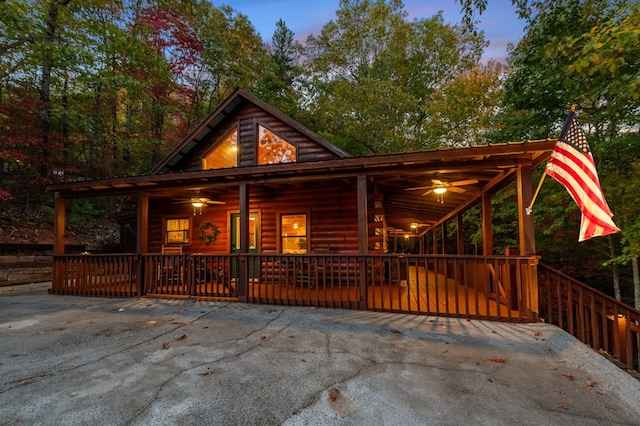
[405, 186, 431, 191]
[431, 179, 444, 185]
[448, 186, 466, 193]
[205, 200, 226, 205]
[422, 189, 434, 196]
[450, 179, 479, 187]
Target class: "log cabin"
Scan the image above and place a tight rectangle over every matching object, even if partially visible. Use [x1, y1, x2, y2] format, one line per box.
[47, 88, 554, 321]
[45, 89, 640, 369]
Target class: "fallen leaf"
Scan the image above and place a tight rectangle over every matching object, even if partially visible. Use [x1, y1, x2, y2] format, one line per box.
[390, 329, 401, 334]
[488, 356, 505, 363]
[199, 369, 215, 376]
[176, 334, 187, 341]
[393, 348, 399, 353]
[586, 380, 598, 389]
[534, 332, 542, 337]
[557, 402, 568, 410]
[555, 389, 563, 394]
[20, 379, 33, 385]
[162, 341, 171, 349]
[563, 373, 575, 381]
[260, 335, 266, 340]
[327, 388, 340, 402]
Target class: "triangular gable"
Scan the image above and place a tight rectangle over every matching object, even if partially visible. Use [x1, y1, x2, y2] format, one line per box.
[152, 88, 350, 174]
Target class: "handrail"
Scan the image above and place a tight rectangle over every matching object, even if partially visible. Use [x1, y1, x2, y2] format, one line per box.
[538, 263, 640, 370]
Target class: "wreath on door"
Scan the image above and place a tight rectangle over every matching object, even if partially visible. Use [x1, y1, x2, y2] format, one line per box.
[198, 221, 220, 245]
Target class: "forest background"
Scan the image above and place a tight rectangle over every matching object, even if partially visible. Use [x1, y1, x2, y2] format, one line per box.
[1, 0, 639, 307]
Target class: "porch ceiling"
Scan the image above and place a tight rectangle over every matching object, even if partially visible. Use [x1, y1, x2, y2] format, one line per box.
[47, 140, 556, 233]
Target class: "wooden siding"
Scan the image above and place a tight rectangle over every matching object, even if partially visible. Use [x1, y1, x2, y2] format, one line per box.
[175, 102, 340, 171]
[147, 180, 360, 254]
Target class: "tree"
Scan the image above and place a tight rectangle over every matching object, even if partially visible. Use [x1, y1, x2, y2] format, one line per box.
[256, 19, 303, 118]
[303, 0, 486, 154]
[499, 0, 640, 304]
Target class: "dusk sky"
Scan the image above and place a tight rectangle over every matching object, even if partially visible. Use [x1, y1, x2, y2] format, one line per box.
[227, 0, 526, 63]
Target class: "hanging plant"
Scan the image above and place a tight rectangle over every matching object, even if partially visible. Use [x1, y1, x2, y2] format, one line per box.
[198, 221, 220, 245]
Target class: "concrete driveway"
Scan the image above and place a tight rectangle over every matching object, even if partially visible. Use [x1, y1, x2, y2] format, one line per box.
[1, 282, 639, 425]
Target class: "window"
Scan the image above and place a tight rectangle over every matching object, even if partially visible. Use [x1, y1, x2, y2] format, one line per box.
[258, 125, 296, 165]
[281, 214, 307, 254]
[165, 218, 190, 244]
[202, 128, 238, 169]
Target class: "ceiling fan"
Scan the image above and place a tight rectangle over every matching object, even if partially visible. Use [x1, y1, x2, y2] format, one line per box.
[174, 191, 225, 215]
[405, 178, 479, 202]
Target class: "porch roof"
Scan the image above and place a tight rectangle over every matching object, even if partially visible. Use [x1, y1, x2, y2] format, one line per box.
[47, 139, 556, 232]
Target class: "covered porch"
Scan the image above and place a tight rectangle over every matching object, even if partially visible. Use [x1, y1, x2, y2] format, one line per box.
[48, 138, 555, 322]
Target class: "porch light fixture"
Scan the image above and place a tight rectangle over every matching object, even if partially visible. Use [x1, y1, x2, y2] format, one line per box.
[191, 201, 204, 215]
[433, 186, 447, 203]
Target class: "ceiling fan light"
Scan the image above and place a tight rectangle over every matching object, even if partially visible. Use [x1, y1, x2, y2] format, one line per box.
[433, 187, 447, 194]
[191, 201, 204, 208]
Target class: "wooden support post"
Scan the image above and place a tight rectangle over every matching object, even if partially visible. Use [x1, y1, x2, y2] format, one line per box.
[53, 193, 66, 255]
[482, 192, 493, 256]
[457, 213, 465, 255]
[441, 222, 448, 254]
[238, 184, 249, 302]
[432, 229, 438, 255]
[136, 191, 149, 296]
[517, 165, 536, 256]
[357, 176, 368, 307]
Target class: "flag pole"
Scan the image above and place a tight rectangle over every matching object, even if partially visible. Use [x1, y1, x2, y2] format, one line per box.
[526, 171, 547, 215]
[526, 104, 578, 215]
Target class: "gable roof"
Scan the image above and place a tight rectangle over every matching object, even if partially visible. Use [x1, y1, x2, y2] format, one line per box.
[151, 88, 350, 174]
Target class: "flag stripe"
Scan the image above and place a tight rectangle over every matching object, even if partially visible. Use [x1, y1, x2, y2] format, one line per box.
[548, 142, 613, 215]
[547, 145, 613, 218]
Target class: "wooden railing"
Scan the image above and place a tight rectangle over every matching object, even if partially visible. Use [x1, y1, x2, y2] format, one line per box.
[538, 263, 640, 370]
[51, 253, 540, 321]
[51, 254, 138, 297]
[142, 254, 236, 298]
[247, 254, 539, 321]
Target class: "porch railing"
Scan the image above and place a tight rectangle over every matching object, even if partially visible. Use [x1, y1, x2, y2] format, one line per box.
[51, 254, 138, 297]
[247, 254, 538, 321]
[538, 263, 640, 370]
[51, 253, 539, 321]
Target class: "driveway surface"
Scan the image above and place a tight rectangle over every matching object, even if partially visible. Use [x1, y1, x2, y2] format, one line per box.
[1, 282, 639, 425]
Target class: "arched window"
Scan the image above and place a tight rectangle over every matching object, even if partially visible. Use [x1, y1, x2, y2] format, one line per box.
[257, 125, 296, 165]
[202, 128, 238, 169]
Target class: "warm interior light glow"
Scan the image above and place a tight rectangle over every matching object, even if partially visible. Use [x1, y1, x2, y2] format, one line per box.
[191, 202, 204, 208]
[410, 223, 418, 229]
[433, 187, 447, 194]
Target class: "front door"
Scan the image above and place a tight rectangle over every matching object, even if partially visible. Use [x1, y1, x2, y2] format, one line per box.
[230, 213, 259, 278]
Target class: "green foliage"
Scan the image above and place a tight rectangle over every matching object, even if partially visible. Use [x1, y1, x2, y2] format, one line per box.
[303, 1, 487, 154]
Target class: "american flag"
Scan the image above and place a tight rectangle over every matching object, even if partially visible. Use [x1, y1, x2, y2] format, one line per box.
[545, 111, 620, 242]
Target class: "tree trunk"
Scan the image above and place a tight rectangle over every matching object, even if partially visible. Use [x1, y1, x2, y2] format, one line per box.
[608, 234, 621, 300]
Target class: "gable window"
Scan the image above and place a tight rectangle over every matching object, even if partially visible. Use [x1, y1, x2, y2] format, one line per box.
[258, 125, 296, 165]
[202, 128, 238, 169]
[165, 218, 190, 244]
[281, 214, 307, 254]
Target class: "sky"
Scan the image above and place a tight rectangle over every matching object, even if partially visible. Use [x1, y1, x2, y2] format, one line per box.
[226, 0, 526, 63]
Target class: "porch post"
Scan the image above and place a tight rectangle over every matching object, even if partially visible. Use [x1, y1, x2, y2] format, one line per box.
[237, 184, 249, 302]
[432, 229, 438, 255]
[53, 193, 65, 255]
[136, 191, 149, 296]
[517, 164, 539, 320]
[482, 192, 493, 256]
[357, 176, 368, 308]
[517, 165, 536, 256]
[457, 213, 465, 255]
[441, 222, 448, 254]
